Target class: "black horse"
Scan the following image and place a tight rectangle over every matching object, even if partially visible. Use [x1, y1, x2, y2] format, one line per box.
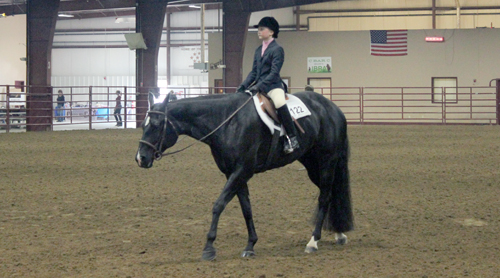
[135, 91, 353, 260]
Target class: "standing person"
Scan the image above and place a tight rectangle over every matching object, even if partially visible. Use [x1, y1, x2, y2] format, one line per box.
[236, 16, 299, 154]
[56, 90, 65, 122]
[114, 90, 123, 127]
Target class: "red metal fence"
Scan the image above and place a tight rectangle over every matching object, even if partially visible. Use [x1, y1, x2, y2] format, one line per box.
[1, 84, 498, 133]
[310, 85, 498, 125]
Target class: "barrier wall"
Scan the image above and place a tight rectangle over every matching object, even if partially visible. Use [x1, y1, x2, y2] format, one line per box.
[1, 84, 498, 133]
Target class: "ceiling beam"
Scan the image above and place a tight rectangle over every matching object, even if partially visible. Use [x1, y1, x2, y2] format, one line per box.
[58, 0, 136, 12]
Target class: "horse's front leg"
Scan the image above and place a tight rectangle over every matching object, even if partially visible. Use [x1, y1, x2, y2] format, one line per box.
[201, 171, 247, 261]
[236, 183, 258, 257]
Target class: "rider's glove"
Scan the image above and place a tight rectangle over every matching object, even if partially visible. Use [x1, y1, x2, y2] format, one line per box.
[248, 85, 259, 96]
[236, 85, 246, 93]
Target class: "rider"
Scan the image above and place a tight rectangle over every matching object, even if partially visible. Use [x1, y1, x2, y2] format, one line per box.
[236, 16, 300, 154]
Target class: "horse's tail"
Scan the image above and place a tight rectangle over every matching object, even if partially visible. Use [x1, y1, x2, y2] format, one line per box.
[323, 131, 354, 233]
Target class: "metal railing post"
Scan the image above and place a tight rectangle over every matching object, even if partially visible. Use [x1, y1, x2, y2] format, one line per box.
[89, 86, 93, 130]
[442, 87, 446, 124]
[124, 86, 127, 129]
[360, 87, 364, 124]
[401, 87, 404, 120]
[496, 80, 500, 125]
[6, 85, 10, 133]
[70, 87, 73, 124]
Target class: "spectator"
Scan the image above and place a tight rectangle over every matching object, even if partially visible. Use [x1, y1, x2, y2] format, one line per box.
[114, 90, 123, 127]
[56, 90, 65, 122]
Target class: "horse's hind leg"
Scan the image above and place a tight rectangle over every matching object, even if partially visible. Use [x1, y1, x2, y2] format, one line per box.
[302, 153, 353, 253]
[300, 156, 325, 253]
[236, 183, 258, 257]
[305, 169, 332, 253]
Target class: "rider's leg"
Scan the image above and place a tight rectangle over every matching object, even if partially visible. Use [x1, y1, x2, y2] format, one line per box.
[268, 88, 300, 154]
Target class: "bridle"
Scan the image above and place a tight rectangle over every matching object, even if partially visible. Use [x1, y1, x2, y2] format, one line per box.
[138, 93, 253, 161]
[138, 106, 179, 161]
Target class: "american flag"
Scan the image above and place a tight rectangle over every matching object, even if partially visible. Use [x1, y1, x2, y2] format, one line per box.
[370, 30, 408, 56]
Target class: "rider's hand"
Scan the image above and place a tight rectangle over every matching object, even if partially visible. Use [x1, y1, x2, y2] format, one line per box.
[236, 85, 246, 93]
[248, 85, 259, 96]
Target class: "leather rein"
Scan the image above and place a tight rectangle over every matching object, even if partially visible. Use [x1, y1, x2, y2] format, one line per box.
[138, 94, 253, 161]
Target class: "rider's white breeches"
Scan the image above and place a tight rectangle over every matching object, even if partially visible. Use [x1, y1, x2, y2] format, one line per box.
[268, 88, 286, 108]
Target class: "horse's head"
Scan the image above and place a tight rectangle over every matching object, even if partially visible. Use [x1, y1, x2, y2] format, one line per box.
[135, 93, 179, 168]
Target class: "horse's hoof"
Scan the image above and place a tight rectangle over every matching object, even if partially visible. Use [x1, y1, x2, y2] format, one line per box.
[335, 234, 348, 245]
[241, 250, 255, 258]
[304, 246, 318, 253]
[201, 249, 216, 261]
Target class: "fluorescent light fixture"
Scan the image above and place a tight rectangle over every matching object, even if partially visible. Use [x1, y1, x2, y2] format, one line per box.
[115, 17, 136, 24]
[425, 36, 445, 42]
[124, 33, 148, 50]
[58, 13, 74, 18]
[189, 5, 200, 8]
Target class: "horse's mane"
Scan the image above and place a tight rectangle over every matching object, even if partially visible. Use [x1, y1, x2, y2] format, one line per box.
[175, 93, 236, 103]
[160, 93, 249, 124]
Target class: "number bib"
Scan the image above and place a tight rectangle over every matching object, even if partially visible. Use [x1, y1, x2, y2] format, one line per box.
[286, 94, 311, 120]
[252, 93, 312, 136]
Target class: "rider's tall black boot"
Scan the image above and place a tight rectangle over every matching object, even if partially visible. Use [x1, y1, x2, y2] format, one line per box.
[277, 105, 300, 154]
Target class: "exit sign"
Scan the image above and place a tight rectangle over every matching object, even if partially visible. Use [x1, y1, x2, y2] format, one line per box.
[425, 36, 445, 42]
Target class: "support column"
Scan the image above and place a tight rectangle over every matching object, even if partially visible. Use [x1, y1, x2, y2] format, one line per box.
[432, 0, 436, 29]
[166, 12, 171, 85]
[26, 0, 60, 131]
[222, 10, 250, 92]
[136, 0, 167, 127]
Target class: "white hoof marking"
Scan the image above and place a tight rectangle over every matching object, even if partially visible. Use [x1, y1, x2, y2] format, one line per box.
[305, 236, 318, 253]
[335, 233, 348, 245]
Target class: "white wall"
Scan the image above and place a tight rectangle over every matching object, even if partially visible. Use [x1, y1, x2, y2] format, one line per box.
[209, 28, 500, 88]
[0, 15, 26, 89]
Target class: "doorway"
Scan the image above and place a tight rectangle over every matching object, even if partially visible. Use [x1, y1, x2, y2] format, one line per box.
[307, 78, 332, 98]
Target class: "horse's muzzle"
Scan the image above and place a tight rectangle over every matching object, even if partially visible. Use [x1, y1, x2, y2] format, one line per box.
[136, 151, 153, 168]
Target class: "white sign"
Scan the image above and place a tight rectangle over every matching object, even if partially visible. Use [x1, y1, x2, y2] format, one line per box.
[307, 57, 332, 73]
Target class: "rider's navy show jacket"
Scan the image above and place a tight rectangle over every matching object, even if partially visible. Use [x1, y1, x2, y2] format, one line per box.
[241, 40, 284, 93]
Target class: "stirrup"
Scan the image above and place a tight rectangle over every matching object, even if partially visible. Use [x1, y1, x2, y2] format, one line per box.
[283, 135, 298, 154]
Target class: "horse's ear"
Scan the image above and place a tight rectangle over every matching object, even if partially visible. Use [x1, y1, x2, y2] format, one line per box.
[163, 92, 172, 105]
[148, 91, 155, 110]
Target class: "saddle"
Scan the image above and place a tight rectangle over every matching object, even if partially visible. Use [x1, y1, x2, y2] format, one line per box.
[256, 93, 305, 134]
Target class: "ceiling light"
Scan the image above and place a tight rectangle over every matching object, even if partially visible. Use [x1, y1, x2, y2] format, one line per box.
[115, 17, 136, 24]
[189, 5, 200, 8]
[58, 13, 74, 18]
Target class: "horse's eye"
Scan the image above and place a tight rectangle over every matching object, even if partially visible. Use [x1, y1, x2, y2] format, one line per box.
[144, 116, 150, 126]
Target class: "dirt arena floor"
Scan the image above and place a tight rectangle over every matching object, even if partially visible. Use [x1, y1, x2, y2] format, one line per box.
[1, 125, 499, 277]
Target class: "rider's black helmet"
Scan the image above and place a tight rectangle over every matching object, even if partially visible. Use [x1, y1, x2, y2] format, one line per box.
[254, 16, 280, 38]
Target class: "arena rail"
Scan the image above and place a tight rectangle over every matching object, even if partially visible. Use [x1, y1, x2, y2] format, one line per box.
[1, 84, 498, 133]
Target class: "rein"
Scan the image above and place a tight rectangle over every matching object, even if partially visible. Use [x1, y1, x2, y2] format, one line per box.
[139, 94, 254, 160]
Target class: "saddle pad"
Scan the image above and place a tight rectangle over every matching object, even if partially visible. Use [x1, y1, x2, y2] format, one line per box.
[252, 94, 311, 136]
